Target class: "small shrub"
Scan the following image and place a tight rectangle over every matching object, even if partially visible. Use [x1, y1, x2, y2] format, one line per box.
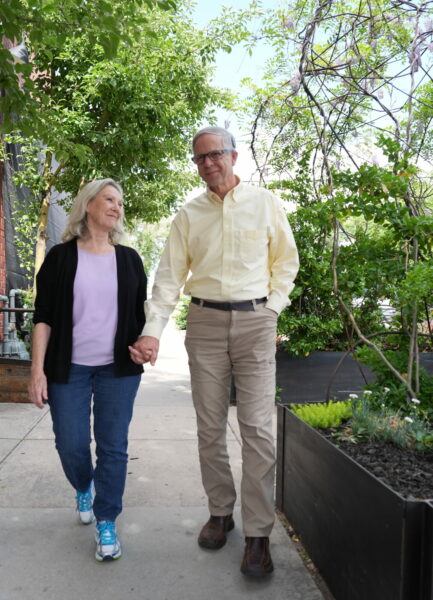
[290, 400, 352, 429]
[342, 396, 433, 451]
[355, 344, 433, 420]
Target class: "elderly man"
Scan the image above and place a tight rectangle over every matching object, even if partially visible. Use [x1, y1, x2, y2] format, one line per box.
[130, 126, 299, 577]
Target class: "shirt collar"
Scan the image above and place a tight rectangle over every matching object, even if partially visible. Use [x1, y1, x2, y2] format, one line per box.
[205, 176, 242, 203]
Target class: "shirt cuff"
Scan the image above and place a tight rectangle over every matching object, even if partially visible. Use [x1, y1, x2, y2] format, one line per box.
[141, 321, 165, 340]
[266, 295, 290, 315]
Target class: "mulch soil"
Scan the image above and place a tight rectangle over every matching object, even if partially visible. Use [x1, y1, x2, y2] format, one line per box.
[320, 429, 433, 499]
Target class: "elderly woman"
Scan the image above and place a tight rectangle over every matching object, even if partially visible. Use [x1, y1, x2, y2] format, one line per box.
[29, 178, 146, 562]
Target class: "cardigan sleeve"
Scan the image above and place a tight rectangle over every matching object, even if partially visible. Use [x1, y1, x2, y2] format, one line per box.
[33, 246, 59, 326]
[134, 250, 147, 333]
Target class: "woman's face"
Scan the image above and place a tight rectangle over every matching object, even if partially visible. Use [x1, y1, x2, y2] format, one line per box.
[86, 185, 123, 233]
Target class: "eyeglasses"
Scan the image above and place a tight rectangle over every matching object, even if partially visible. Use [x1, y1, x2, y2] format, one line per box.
[191, 149, 233, 165]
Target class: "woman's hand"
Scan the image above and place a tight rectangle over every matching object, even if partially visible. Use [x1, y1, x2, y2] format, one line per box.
[28, 367, 48, 409]
[29, 322, 52, 408]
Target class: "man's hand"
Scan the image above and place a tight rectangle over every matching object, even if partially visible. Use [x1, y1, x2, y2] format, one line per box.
[129, 336, 160, 366]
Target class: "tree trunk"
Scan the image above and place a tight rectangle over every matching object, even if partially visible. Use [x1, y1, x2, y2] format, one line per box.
[32, 152, 52, 297]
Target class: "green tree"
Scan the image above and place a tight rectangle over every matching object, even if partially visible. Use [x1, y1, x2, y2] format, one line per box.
[0, 0, 177, 135]
[2, 2, 236, 284]
[128, 218, 171, 276]
[243, 0, 433, 402]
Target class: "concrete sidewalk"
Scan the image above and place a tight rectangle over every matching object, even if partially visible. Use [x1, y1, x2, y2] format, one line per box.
[0, 320, 325, 600]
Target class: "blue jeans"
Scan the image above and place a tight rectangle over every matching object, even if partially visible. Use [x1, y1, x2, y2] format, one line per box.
[48, 363, 140, 521]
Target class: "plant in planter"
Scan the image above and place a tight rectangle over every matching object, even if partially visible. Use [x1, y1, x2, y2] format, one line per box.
[290, 399, 352, 428]
[276, 401, 433, 600]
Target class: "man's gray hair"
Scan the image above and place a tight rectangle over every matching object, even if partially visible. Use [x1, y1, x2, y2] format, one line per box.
[62, 178, 124, 244]
[192, 126, 236, 151]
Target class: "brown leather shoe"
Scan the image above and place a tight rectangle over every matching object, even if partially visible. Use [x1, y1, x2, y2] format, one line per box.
[240, 536, 274, 577]
[198, 515, 235, 550]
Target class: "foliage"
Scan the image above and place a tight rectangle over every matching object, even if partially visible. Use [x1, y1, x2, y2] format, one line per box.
[356, 344, 433, 420]
[127, 218, 170, 276]
[340, 395, 433, 451]
[1, 0, 177, 136]
[173, 295, 190, 330]
[2, 134, 42, 278]
[290, 400, 352, 429]
[242, 0, 433, 405]
[2, 0, 248, 285]
[43, 17, 224, 220]
[5, 4, 230, 218]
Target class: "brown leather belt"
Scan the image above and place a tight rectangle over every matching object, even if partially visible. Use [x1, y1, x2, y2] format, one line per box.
[191, 297, 267, 312]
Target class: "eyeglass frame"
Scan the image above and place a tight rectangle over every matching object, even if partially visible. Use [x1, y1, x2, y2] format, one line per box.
[191, 148, 234, 165]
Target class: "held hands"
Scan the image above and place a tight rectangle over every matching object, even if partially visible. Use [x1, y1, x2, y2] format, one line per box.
[129, 335, 160, 366]
[28, 368, 48, 409]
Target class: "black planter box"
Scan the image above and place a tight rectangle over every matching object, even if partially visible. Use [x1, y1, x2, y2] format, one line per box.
[276, 404, 433, 600]
[276, 350, 374, 404]
[276, 350, 433, 404]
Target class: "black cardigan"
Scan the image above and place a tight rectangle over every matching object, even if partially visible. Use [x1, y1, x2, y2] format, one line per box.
[33, 239, 147, 383]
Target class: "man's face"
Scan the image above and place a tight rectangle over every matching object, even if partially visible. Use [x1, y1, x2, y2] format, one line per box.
[193, 133, 238, 189]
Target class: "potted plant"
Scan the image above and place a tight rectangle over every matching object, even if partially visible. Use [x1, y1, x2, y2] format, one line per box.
[276, 397, 433, 600]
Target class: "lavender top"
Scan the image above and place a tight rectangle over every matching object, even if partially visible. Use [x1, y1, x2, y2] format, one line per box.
[72, 247, 118, 366]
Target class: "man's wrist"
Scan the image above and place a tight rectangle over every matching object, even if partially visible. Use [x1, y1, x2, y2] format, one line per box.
[141, 324, 163, 339]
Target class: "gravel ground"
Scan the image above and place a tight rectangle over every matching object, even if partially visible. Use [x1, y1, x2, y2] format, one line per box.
[320, 430, 433, 499]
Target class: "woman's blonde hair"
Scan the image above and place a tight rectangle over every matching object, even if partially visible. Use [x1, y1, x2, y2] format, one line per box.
[62, 178, 124, 244]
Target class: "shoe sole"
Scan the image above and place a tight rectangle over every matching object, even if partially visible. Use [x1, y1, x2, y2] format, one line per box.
[240, 564, 274, 577]
[95, 528, 121, 561]
[78, 512, 95, 525]
[198, 519, 235, 550]
[95, 551, 122, 562]
[95, 540, 122, 562]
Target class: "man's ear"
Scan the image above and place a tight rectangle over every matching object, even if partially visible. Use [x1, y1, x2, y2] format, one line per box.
[231, 150, 238, 165]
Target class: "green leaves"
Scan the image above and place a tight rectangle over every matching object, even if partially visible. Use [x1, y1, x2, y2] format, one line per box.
[398, 261, 433, 306]
[291, 401, 353, 429]
[0, 0, 179, 135]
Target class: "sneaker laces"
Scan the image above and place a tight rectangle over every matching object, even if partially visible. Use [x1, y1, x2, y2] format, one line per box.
[76, 488, 93, 512]
[97, 521, 116, 545]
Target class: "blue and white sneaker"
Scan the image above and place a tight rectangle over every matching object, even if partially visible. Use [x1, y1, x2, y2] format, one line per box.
[95, 521, 122, 561]
[76, 480, 95, 524]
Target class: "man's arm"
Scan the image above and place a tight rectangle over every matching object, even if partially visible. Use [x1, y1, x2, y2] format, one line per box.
[266, 196, 300, 314]
[129, 213, 190, 365]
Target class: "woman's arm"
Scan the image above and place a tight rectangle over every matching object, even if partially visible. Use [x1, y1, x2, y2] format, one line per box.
[28, 322, 52, 408]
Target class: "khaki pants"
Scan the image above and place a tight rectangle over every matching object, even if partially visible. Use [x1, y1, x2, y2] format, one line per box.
[184, 301, 277, 537]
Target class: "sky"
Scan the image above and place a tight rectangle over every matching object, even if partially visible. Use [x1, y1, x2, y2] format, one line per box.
[191, 0, 283, 182]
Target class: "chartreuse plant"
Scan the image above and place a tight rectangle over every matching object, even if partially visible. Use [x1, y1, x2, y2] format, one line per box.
[290, 401, 352, 429]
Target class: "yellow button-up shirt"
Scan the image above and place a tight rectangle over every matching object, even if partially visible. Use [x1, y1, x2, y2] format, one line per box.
[142, 180, 299, 339]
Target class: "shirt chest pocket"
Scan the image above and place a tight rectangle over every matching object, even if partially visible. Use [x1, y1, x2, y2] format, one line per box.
[236, 229, 268, 263]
